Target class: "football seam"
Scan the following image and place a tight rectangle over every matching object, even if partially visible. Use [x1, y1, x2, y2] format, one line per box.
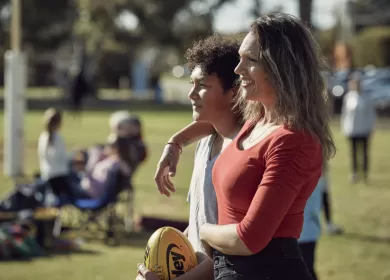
[175, 227, 197, 269]
[179, 231, 196, 266]
[157, 227, 163, 277]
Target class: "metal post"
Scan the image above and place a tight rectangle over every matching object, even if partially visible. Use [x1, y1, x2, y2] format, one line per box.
[11, 0, 21, 54]
[4, 0, 25, 177]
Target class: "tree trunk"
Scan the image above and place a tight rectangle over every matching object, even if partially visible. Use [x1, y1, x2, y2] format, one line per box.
[299, 0, 313, 27]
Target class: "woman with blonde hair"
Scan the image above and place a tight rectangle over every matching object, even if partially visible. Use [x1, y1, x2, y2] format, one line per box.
[38, 108, 69, 181]
[37, 108, 74, 199]
[154, 13, 336, 280]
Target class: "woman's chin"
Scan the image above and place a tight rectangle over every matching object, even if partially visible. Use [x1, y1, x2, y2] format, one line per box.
[241, 87, 256, 100]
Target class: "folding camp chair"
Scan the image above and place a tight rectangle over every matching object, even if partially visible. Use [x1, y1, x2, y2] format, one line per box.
[118, 178, 135, 233]
[124, 186, 135, 232]
[55, 170, 129, 246]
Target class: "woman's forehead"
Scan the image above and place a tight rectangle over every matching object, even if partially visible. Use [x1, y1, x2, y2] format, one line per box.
[239, 32, 259, 56]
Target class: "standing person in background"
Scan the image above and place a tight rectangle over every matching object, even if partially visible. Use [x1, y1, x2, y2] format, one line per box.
[341, 74, 376, 184]
[298, 173, 324, 280]
[321, 162, 344, 235]
[321, 92, 343, 235]
[299, 162, 343, 280]
[69, 70, 89, 113]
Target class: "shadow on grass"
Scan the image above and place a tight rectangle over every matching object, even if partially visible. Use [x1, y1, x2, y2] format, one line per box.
[73, 230, 152, 249]
[366, 178, 390, 188]
[0, 99, 192, 113]
[119, 231, 152, 248]
[0, 247, 101, 263]
[342, 232, 390, 244]
[44, 247, 102, 257]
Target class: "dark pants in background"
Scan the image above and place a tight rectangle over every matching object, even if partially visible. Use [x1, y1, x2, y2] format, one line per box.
[349, 135, 370, 177]
[48, 175, 77, 200]
[49, 174, 92, 201]
[300, 242, 318, 280]
[213, 238, 313, 280]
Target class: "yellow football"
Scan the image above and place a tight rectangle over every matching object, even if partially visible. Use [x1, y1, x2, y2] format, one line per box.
[143, 226, 198, 280]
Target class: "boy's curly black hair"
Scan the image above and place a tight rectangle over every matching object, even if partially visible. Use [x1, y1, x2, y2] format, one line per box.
[185, 34, 240, 91]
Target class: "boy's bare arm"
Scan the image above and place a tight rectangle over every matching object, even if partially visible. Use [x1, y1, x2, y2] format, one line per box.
[155, 121, 215, 197]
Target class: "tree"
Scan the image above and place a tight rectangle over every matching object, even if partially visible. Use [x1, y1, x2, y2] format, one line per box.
[352, 0, 390, 31]
[299, 0, 313, 27]
[111, 0, 236, 50]
[0, 0, 74, 51]
[0, 0, 239, 87]
[250, 0, 262, 19]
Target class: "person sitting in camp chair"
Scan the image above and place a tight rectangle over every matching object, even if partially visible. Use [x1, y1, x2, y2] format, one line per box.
[0, 135, 134, 212]
[70, 111, 147, 176]
[108, 110, 147, 171]
[67, 135, 134, 200]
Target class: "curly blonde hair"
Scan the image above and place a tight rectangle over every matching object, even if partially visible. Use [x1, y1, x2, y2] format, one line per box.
[237, 13, 336, 160]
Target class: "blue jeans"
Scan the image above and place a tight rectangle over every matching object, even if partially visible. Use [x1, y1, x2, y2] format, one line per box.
[213, 238, 313, 280]
[68, 182, 91, 199]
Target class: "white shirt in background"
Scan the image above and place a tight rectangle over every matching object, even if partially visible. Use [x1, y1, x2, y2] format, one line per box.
[341, 90, 376, 137]
[38, 131, 69, 180]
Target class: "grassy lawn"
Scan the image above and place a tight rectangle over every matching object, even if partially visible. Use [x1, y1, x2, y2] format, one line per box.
[0, 87, 135, 100]
[0, 109, 389, 280]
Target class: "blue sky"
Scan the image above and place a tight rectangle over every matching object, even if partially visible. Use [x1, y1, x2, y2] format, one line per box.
[214, 0, 343, 32]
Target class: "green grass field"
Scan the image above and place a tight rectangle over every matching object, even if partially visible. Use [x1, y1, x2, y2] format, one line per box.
[0, 110, 389, 280]
[0, 88, 134, 100]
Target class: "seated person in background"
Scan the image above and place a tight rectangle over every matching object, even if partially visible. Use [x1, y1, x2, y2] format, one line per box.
[108, 110, 148, 169]
[38, 108, 74, 198]
[38, 108, 68, 181]
[70, 111, 147, 175]
[3, 110, 147, 211]
[70, 135, 133, 199]
[110, 110, 137, 137]
[0, 134, 139, 211]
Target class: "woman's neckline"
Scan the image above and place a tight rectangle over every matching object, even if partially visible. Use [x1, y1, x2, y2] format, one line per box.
[235, 122, 283, 151]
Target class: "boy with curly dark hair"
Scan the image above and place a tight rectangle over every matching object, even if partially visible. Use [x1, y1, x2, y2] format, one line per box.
[137, 34, 242, 280]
